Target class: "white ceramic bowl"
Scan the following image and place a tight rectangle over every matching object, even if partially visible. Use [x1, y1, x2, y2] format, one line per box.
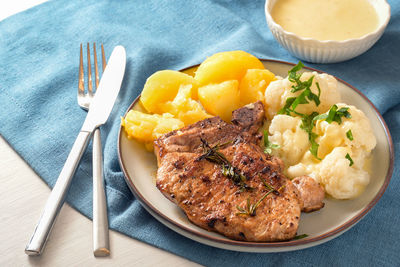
[265, 0, 391, 63]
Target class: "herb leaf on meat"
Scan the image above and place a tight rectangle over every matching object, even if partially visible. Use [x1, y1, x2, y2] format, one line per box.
[236, 189, 275, 217]
[199, 138, 251, 191]
[236, 179, 285, 217]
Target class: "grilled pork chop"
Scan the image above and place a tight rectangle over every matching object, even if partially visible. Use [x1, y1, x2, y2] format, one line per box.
[154, 102, 321, 241]
[292, 176, 325, 213]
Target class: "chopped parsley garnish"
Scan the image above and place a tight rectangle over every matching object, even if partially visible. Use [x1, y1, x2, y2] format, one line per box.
[345, 153, 354, 166]
[263, 130, 280, 154]
[313, 104, 351, 124]
[293, 234, 309, 240]
[275, 62, 352, 160]
[276, 62, 323, 159]
[288, 61, 304, 81]
[278, 97, 297, 115]
[278, 62, 321, 115]
[300, 112, 321, 159]
[346, 130, 353, 141]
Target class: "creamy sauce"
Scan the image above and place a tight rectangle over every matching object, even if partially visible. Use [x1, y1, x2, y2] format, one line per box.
[364, 154, 373, 175]
[271, 0, 379, 41]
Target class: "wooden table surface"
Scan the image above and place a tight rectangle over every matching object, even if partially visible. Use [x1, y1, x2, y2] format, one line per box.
[0, 2, 200, 266]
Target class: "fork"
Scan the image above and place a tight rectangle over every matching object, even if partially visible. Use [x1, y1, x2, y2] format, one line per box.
[79, 43, 110, 257]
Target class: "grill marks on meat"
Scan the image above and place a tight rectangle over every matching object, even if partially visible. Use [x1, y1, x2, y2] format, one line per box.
[155, 102, 303, 241]
[154, 117, 237, 161]
[154, 102, 265, 159]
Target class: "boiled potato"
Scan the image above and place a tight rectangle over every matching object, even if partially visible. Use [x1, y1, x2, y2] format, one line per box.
[194, 51, 265, 86]
[239, 69, 277, 105]
[159, 84, 211, 125]
[140, 70, 198, 114]
[121, 110, 184, 143]
[182, 66, 197, 77]
[198, 80, 240, 122]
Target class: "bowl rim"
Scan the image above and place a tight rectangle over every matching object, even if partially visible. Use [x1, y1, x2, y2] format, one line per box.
[264, 0, 391, 45]
[117, 59, 394, 249]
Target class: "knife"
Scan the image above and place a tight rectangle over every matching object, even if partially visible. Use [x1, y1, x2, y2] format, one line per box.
[25, 45, 126, 256]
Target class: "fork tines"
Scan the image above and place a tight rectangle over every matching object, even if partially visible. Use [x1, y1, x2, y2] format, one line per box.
[79, 43, 107, 96]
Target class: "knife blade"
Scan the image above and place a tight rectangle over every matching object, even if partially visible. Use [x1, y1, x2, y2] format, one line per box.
[82, 45, 126, 132]
[25, 45, 126, 256]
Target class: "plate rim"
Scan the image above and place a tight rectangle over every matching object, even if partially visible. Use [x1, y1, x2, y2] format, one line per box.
[117, 59, 394, 250]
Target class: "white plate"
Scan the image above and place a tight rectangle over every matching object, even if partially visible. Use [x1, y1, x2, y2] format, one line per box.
[118, 60, 394, 252]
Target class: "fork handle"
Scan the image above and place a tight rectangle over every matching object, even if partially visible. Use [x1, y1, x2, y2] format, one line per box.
[92, 127, 110, 256]
[25, 130, 92, 256]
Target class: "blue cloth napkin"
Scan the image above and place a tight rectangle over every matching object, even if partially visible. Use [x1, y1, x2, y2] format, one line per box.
[1, 0, 399, 265]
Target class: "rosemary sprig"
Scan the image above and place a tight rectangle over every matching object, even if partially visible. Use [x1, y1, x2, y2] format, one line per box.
[236, 179, 285, 217]
[260, 177, 276, 191]
[236, 188, 275, 217]
[199, 139, 250, 190]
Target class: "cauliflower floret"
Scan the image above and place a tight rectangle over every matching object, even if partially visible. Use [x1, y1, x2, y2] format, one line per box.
[268, 115, 309, 166]
[264, 69, 376, 200]
[264, 72, 341, 119]
[276, 103, 376, 199]
[315, 103, 377, 159]
[287, 163, 308, 179]
[288, 148, 370, 199]
[317, 147, 370, 199]
[287, 152, 318, 179]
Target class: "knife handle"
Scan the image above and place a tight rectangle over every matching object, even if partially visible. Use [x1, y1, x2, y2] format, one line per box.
[25, 130, 92, 256]
[92, 128, 110, 256]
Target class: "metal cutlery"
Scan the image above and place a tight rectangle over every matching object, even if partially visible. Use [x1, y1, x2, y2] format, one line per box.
[78, 43, 110, 257]
[25, 45, 126, 256]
